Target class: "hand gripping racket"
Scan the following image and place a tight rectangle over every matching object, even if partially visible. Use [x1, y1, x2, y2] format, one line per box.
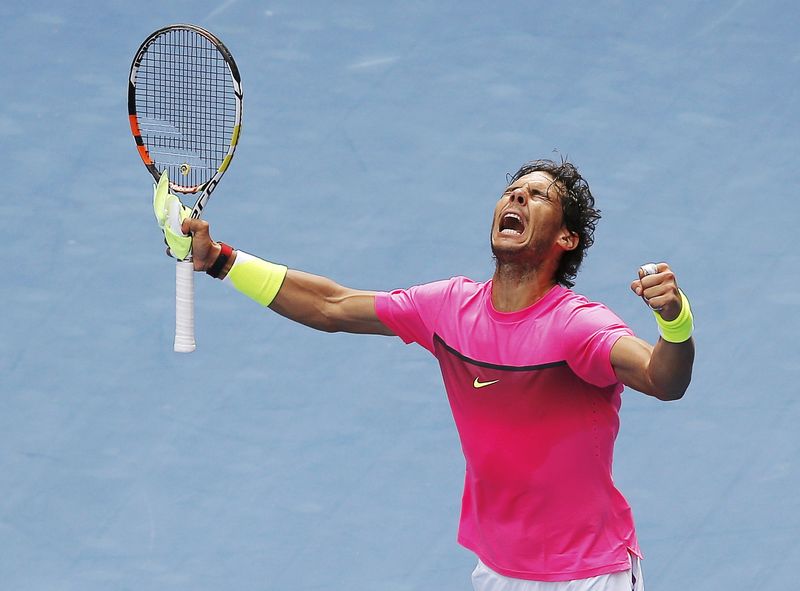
[128, 24, 243, 352]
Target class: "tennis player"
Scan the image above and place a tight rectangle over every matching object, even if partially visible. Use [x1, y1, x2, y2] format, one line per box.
[170, 158, 695, 590]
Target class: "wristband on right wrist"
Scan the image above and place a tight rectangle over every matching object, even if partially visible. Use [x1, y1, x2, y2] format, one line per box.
[223, 251, 288, 307]
[654, 289, 694, 343]
[206, 242, 233, 279]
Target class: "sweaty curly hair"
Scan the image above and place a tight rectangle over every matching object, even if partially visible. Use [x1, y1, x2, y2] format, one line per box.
[507, 158, 601, 288]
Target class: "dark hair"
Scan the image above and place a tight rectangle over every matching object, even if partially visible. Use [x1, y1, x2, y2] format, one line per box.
[507, 158, 601, 288]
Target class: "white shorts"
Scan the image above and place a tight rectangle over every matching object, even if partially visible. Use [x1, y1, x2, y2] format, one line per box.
[471, 555, 644, 591]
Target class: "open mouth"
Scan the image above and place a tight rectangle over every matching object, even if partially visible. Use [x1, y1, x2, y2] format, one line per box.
[499, 211, 525, 235]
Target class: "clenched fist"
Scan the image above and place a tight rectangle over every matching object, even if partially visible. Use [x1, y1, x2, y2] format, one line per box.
[631, 263, 683, 322]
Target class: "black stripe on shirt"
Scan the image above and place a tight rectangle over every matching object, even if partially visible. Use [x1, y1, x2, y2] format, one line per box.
[433, 334, 568, 373]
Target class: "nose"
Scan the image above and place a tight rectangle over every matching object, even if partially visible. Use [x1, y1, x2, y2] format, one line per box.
[509, 187, 527, 205]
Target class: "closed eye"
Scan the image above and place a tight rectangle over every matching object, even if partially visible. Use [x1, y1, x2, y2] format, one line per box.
[502, 182, 550, 201]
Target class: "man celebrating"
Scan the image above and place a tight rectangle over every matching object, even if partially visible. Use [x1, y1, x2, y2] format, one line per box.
[161, 158, 695, 590]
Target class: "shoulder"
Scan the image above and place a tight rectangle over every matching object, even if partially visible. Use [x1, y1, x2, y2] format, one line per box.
[375, 276, 486, 351]
[405, 275, 485, 299]
[445, 275, 486, 295]
[378, 276, 485, 311]
[554, 288, 630, 333]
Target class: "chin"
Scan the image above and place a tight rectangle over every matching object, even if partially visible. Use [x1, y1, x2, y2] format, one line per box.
[491, 242, 526, 264]
[491, 235, 548, 270]
[492, 233, 525, 254]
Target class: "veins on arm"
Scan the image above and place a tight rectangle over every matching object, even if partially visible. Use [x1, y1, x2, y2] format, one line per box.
[268, 269, 395, 336]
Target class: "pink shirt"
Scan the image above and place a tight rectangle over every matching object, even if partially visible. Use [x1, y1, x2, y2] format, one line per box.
[375, 277, 641, 582]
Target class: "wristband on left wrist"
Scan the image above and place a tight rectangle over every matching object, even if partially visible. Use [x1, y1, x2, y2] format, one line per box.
[654, 289, 694, 343]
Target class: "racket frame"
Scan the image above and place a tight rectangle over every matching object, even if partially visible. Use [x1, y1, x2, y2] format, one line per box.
[128, 23, 243, 352]
[128, 23, 243, 218]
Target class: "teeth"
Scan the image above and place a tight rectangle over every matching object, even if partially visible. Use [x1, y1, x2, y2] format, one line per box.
[500, 211, 524, 235]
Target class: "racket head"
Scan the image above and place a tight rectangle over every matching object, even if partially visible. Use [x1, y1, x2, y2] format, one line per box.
[128, 24, 243, 212]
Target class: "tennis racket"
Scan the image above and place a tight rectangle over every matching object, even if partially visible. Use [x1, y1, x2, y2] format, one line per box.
[128, 24, 243, 352]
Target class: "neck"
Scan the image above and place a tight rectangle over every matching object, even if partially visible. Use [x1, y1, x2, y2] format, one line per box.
[491, 261, 558, 312]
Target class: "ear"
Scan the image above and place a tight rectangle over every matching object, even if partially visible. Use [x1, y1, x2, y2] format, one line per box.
[558, 228, 579, 252]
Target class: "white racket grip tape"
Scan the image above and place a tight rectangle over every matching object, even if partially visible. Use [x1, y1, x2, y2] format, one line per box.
[639, 263, 658, 276]
[174, 258, 196, 353]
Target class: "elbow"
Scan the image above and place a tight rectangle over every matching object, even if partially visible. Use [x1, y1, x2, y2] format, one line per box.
[652, 376, 691, 402]
[654, 388, 686, 402]
[316, 299, 345, 333]
[318, 321, 341, 334]
[315, 309, 341, 333]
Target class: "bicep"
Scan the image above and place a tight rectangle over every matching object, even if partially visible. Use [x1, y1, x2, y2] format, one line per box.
[269, 269, 394, 335]
[324, 287, 395, 335]
[610, 335, 656, 396]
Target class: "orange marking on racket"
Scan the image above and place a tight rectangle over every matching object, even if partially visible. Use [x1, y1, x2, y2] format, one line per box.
[129, 115, 141, 137]
[136, 144, 152, 165]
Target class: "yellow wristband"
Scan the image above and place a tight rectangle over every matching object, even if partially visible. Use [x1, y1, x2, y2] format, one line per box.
[654, 289, 694, 343]
[224, 251, 288, 307]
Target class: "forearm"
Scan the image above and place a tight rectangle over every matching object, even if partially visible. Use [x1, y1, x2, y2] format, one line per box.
[210, 246, 333, 329]
[617, 263, 696, 401]
[647, 336, 695, 400]
[211, 248, 391, 335]
[180, 220, 392, 335]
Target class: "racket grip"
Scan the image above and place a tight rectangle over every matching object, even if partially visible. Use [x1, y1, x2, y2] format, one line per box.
[174, 258, 196, 353]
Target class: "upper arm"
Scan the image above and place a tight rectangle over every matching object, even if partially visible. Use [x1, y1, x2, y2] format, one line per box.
[268, 269, 394, 335]
[611, 334, 692, 401]
[323, 286, 395, 335]
[610, 335, 658, 397]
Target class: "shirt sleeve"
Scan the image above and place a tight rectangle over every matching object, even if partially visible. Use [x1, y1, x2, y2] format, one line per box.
[374, 279, 453, 354]
[562, 301, 634, 387]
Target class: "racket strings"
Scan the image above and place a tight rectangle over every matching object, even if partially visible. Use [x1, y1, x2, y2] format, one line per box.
[135, 28, 238, 190]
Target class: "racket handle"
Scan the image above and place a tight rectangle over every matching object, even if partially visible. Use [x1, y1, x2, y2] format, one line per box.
[174, 258, 196, 353]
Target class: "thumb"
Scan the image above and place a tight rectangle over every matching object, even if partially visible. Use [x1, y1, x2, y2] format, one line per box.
[180, 218, 217, 271]
[181, 217, 206, 236]
[181, 217, 213, 246]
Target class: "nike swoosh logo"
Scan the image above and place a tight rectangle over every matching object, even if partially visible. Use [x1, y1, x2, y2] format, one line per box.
[473, 377, 500, 389]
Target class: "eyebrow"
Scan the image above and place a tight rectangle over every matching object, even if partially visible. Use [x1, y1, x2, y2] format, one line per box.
[503, 181, 549, 195]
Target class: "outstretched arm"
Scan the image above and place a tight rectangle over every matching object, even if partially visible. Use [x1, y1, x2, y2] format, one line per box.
[610, 263, 695, 401]
[183, 218, 394, 336]
[269, 270, 393, 335]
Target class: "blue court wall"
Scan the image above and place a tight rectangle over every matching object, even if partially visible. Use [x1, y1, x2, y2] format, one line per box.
[0, 1, 798, 589]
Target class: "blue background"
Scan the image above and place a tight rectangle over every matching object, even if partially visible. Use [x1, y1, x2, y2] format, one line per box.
[1, 1, 798, 589]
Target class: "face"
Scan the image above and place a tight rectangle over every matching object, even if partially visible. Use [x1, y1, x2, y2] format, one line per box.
[490, 171, 577, 267]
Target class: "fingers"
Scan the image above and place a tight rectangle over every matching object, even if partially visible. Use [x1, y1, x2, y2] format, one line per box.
[180, 219, 217, 271]
[636, 261, 670, 281]
[630, 262, 682, 320]
[631, 262, 670, 294]
[639, 282, 673, 312]
[181, 217, 208, 237]
[638, 263, 658, 278]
